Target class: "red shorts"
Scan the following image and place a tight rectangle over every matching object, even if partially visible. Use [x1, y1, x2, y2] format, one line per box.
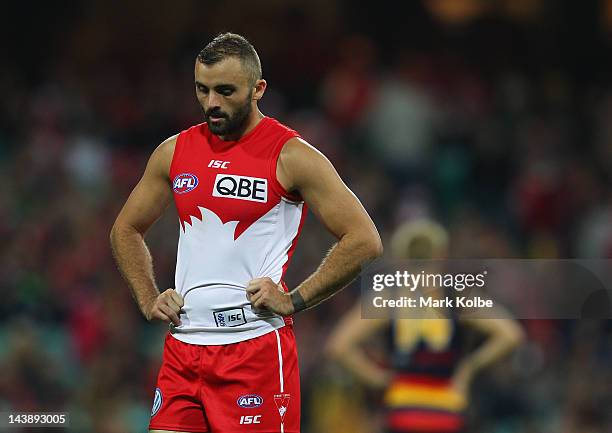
[149, 325, 300, 433]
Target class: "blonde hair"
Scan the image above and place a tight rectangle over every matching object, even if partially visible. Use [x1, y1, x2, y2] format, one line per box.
[390, 219, 449, 259]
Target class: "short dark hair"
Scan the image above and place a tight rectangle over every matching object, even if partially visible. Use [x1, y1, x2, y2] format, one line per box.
[197, 33, 262, 85]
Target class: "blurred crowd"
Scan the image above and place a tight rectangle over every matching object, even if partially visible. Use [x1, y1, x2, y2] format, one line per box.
[1, 0, 612, 432]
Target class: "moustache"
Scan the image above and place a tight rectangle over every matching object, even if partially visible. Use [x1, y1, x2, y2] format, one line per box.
[205, 109, 228, 119]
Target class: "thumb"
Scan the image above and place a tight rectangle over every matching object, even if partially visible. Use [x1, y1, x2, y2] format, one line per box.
[168, 288, 184, 307]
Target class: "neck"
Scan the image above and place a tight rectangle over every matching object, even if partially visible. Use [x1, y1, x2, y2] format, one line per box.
[218, 109, 264, 141]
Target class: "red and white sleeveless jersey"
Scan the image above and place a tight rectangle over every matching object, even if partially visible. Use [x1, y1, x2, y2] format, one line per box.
[168, 116, 307, 345]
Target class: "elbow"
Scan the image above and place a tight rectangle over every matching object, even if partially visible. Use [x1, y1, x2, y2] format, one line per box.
[324, 340, 340, 360]
[109, 222, 119, 247]
[324, 337, 349, 362]
[109, 219, 135, 248]
[373, 236, 384, 259]
[324, 327, 351, 361]
[109, 220, 124, 246]
[361, 231, 384, 261]
[504, 322, 526, 350]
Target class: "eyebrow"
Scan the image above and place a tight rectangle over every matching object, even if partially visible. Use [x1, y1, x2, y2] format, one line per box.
[195, 81, 237, 91]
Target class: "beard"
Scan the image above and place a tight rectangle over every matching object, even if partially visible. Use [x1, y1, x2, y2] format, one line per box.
[204, 93, 253, 137]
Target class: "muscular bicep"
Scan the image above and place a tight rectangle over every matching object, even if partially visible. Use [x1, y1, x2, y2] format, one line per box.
[114, 137, 176, 234]
[278, 138, 379, 241]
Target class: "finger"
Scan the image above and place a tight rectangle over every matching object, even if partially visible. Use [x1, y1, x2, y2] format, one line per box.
[166, 298, 181, 313]
[169, 289, 184, 307]
[248, 278, 266, 285]
[249, 291, 262, 305]
[252, 300, 269, 313]
[151, 309, 171, 324]
[253, 276, 272, 282]
[254, 277, 274, 288]
[253, 292, 268, 307]
[246, 283, 261, 294]
[159, 304, 181, 326]
[162, 291, 183, 312]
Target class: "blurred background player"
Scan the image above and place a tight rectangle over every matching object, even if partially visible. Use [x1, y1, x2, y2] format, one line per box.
[327, 219, 524, 433]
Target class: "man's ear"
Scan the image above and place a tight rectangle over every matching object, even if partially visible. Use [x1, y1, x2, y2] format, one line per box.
[253, 79, 267, 100]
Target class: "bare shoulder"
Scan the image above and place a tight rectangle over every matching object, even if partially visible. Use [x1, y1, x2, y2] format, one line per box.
[278, 137, 336, 192]
[149, 134, 179, 178]
[279, 137, 326, 167]
[154, 134, 179, 163]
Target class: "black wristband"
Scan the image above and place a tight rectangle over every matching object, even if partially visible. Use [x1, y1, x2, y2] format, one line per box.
[290, 290, 307, 313]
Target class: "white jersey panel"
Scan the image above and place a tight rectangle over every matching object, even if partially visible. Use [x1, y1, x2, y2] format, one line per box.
[171, 200, 304, 345]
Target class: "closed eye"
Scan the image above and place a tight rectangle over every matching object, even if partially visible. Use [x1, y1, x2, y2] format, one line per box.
[216, 86, 235, 97]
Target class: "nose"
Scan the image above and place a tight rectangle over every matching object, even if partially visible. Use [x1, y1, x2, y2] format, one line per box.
[206, 92, 222, 110]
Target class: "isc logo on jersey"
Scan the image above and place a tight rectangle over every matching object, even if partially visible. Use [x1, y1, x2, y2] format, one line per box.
[213, 174, 267, 203]
[173, 173, 199, 194]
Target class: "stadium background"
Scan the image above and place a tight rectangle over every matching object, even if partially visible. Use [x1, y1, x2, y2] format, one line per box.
[1, 0, 612, 431]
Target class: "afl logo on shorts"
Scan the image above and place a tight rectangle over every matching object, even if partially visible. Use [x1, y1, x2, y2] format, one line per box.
[237, 394, 264, 408]
[151, 387, 163, 417]
[173, 173, 199, 194]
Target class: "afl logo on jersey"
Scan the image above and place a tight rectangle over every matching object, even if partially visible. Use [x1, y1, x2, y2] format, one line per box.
[173, 173, 199, 194]
[237, 394, 264, 408]
[151, 387, 163, 417]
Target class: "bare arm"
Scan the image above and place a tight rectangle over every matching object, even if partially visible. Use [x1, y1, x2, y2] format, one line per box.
[453, 311, 524, 394]
[110, 136, 183, 325]
[325, 303, 391, 389]
[246, 138, 383, 315]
